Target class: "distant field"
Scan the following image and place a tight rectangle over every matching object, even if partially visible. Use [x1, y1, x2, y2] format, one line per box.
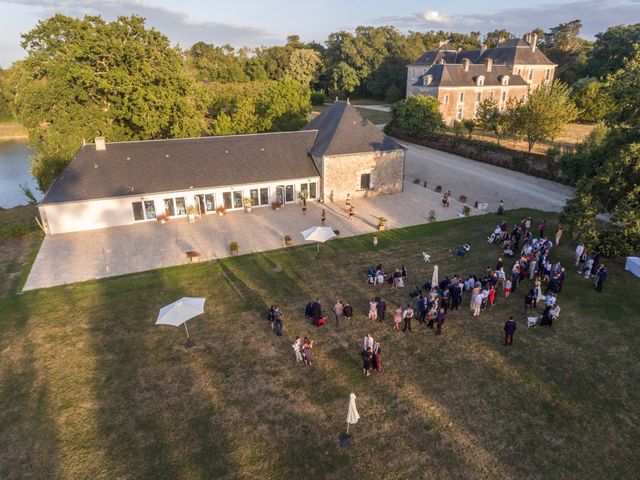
[0, 122, 27, 140]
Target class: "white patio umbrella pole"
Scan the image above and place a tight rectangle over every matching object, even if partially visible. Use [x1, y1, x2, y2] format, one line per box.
[184, 321, 190, 340]
[317, 242, 320, 253]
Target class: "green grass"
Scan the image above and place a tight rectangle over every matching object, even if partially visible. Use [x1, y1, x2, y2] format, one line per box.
[1, 209, 639, 479]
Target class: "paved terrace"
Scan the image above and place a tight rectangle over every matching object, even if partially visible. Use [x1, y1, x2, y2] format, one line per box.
[23, 181, 478, 290]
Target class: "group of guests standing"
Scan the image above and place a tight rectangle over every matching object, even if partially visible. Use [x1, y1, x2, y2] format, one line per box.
[575, 244, 608, 292]
[361, 333, 382, 376]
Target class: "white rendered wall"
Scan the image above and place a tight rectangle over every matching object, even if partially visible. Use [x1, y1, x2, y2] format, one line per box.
[40, 176, 321, 235]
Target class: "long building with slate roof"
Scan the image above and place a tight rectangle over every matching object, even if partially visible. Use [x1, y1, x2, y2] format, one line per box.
[38, 101, 405, 235]
[406, 32, 556, 124]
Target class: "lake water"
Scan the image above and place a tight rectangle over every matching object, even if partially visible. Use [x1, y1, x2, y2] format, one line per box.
[0, 140, 42, 208]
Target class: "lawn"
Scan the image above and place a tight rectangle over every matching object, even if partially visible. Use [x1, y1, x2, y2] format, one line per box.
[0, 122, 28, 140]
[1, 209, 639, 479]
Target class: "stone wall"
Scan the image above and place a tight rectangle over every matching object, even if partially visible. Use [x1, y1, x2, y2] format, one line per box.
[323, 150, 405, 201]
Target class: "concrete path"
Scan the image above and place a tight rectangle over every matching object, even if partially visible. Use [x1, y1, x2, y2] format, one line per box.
[401, 142, 574, 212]
[23, 181, 480, 290]
[355, 104, 392, 112]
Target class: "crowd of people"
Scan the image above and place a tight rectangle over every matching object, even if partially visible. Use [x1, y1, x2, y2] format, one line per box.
[266, 214, 608, 372]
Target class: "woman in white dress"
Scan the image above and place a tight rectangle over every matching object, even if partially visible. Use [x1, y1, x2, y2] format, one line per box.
[368, 298, 378, 321]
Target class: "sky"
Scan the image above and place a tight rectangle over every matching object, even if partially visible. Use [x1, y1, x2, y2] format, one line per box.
[1, 0, 639, 67]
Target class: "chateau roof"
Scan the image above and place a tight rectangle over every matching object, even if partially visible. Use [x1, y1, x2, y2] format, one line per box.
[413, 64, 529, 88]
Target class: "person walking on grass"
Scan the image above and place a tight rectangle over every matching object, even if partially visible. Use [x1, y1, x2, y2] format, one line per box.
[368, 297, 378, 321]
[504, 316, 517, 346]
[303, 337, 314, 366]
[575, 243, 585, 267]
[333, 299, 344, 327]
[376, 297, 387, 322]
[361, 347, 372, 376]
[435, 307, 447, 335]
[393, 306, 403, 330]
[364, 333, 374, 352]
[504, 279, 512, 299]
[402, 304, 414, 332]
[595, 264, 608, 292]
[372, 342, 382, 373]
[292, 336, 303, 363]
[555, 224, 563, 246]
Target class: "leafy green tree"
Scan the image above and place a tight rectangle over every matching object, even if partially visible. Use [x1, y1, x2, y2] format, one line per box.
[329, 61, 360, 95]
[512, 81, 578, 151]
[605, 47, 640, 129]
[187, 42, 249, 83]
[389, 95, 443, 138]
[462, 119, 475, 138]
[16, 14, 201, 191]
[285, 48, 321, 87]
[0, 67, 14, 121]
[483, 29, 514, 48]
[585, 24, 640, 78]
[476, 98, 508, 144]
[384, 84, 403, 103]
[257, 77, 311, 131]
[572, 78, 611, 122]
[539, 20, 592, 84]
[244, 58, 269, 81]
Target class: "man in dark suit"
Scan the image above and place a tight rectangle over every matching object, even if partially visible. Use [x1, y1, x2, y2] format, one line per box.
[504, 316, 517, 346]
[595, 264, 608, 292]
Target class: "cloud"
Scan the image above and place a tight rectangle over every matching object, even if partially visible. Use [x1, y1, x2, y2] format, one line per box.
[3, 0, 279, 49]
[370, 0, 640, 38]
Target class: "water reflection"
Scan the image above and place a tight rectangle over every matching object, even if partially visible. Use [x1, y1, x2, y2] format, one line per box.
[0, 140, 42, 208]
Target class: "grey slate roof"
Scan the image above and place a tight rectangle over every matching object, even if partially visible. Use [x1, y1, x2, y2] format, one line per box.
[41, 131, 320, 204]
[409, 43, 460, 66]
[414, 64, 529, 88]
[411, 38, 555, 68]
[303, 101, 403, 157]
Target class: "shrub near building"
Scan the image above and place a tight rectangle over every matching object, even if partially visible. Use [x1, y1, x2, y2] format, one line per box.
[387, 95, 444, 138]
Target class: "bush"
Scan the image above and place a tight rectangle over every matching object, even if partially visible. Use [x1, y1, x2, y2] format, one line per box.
[310, 90, 327, 106]
[229, 241, 239, 253]
[462, 205, 471, 216]
[546, 146, 561, 158]
[0, 221, 32, 239]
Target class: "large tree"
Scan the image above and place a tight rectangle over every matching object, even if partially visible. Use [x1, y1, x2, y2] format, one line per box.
[585, 23, 640, 78]
[572, 77, 611, 122]
[512, 81, 578, 151]
[16, 14, 201, 191]
[285, 48, 322, 87]
[389, 95, 443, 138]
[0, 67, 14, 121]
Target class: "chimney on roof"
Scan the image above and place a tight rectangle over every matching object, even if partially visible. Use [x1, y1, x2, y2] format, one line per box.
[95, 136, 106, 151]
[531, 33, 538, 53]
[485, 57, 493, 73]
[525, 32, 531, 44]
[498, 36, 505, 45]
[463, 58, 470, 72]
[481, 43, 487, 54]
[439, 58, 445, 64]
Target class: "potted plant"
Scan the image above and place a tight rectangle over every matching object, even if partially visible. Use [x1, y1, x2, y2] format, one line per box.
[458, 195, 467, 203]
[413, 178, 420, 184]
[298, 191, 309, 202]
[435, 185, 443, 193]
[156, 213, 169, 224]
[229, 241, 239, 255]
[244, 197, 255, 213]
[215, 206, 227, 216]
[428, 209, 436, 223]
[186, 250, 200, 262]
[271, 200, 282, 210]
[186, 204, 198, 222]
[377, 217, 388, 231]
[463, 205, 471, 217]
[284, 235, 293, 246]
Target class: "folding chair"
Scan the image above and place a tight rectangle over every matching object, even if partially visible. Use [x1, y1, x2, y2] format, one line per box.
[527, 316, 538, 328]
[550, 305, 561, 321]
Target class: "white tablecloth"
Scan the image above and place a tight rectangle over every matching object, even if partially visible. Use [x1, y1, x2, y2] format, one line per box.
[625, 257, 640, 278]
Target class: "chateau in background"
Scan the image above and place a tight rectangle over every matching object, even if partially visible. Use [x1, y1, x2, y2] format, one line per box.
[406, 33, 556, 124]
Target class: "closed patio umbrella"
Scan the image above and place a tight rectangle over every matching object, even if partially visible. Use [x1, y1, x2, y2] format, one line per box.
[431, 264, 439, 288]
[346, 392, 360, 434]
[301, 225, 336, 253]
[155, 297, 206, 347]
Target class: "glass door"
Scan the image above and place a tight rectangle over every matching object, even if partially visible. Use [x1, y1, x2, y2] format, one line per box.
[276, 186, 284, 204]
[204, 194, 215, 212]
[233, 191, 243, 209]
[194, 194, 205, 216]
[223, 192, 232, 209]
[285, 185, 294, 203]
[259, 188, 269, 205]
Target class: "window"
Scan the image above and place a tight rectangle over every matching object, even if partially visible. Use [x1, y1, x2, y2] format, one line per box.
[205, 194, 215, 212]
[477, 75, 485, 86]
[360, 173, 371, 190]
[285, 185, 294, 203]
[459, 92, 464, 102]
[501, 91, 507, 102]
[175, 197, 186, 215]
[250, 188, 259, 206]
[528, 69, 533, 81]
[545, 68, 551, 81]
[456, 107, 463, 121]
[164, 198, 175, 216]
[502, 75, 510, 86]
[132, 201, 144, 221]
[222, 192, 232, 209]
[476, 91, 482, 102]
[516, 68, 521, 75]
[489, 91, 494, 100]
[260, 188, 269, 205]
[309, 182, 317, 199]
[443, 94, 449, 104]
[233, 191, 243, 209]
[143, 200, 156, 219]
